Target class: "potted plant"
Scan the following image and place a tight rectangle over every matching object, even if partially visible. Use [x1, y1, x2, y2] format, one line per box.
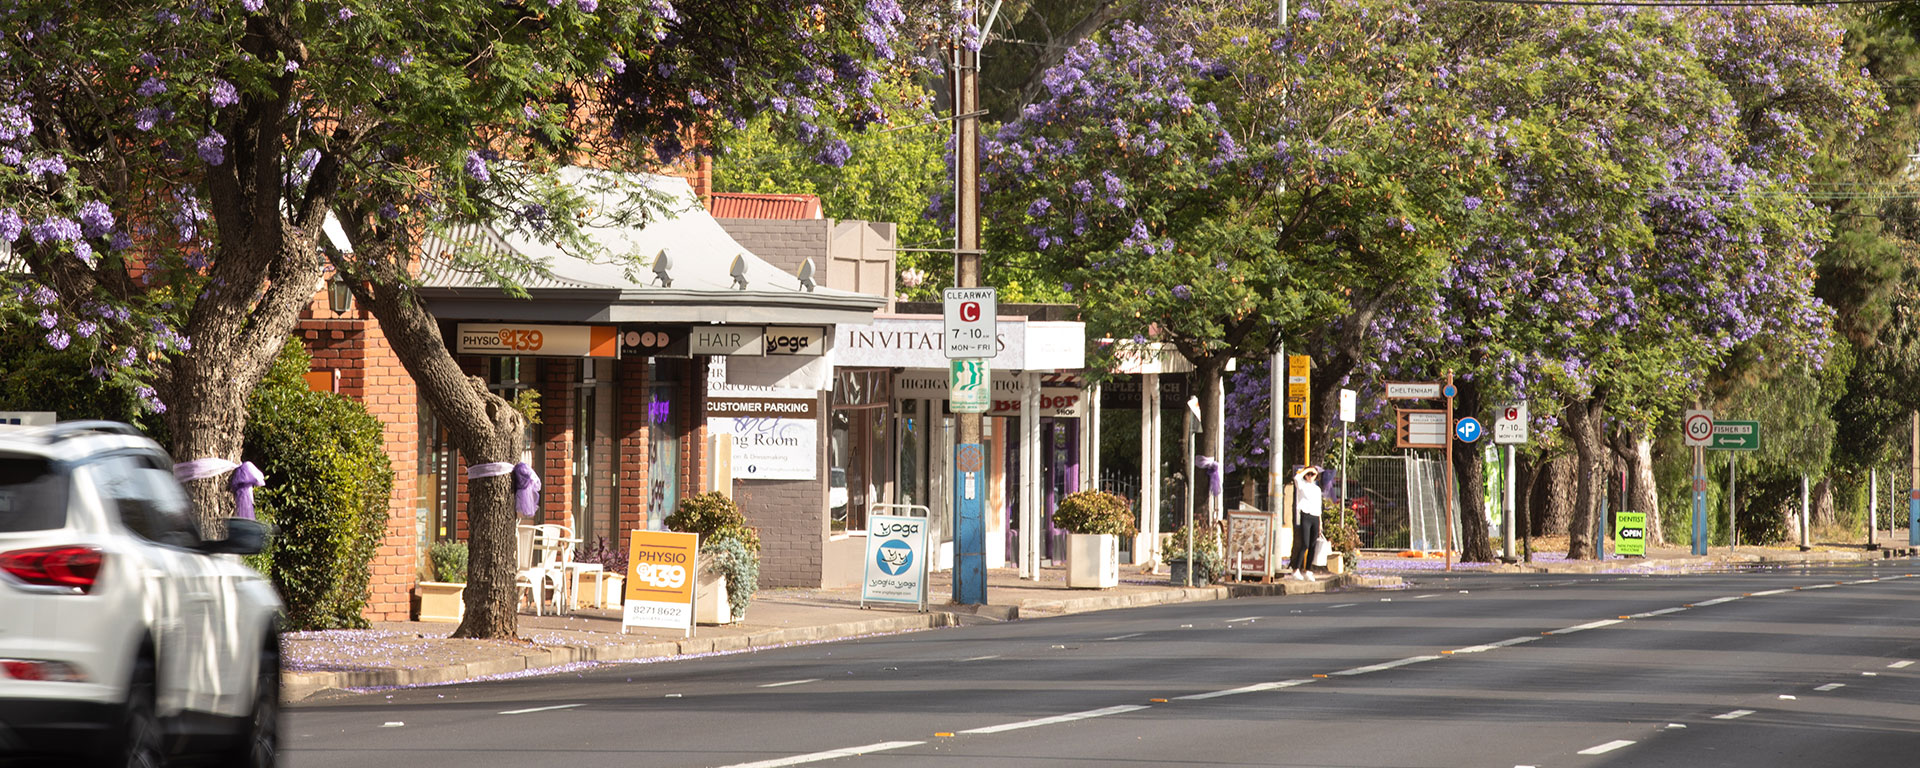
[667, 492, 762, 624]
[1053, 490, 1138, 588]
[416, 540, 468, 623]
[1160, 522, 1224, 586]
[576, 538, 627, 608]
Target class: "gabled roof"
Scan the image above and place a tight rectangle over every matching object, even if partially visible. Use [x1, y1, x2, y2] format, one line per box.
[709, 192, 824, 220]
[417, 168, 882, 326]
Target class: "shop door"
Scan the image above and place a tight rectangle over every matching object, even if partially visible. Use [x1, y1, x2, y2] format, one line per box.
[1040, 418, 1081, 562]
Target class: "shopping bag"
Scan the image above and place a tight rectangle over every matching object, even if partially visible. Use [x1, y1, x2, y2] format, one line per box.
[1311, 537, 1331, 567]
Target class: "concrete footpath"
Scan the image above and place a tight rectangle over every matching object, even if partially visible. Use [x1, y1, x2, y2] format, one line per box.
[282, 542, 1908, 703]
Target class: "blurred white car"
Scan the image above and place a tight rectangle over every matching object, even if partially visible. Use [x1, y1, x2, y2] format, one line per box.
[0, 422, 282, 767]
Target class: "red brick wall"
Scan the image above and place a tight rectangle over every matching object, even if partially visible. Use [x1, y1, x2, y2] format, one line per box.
[617, 357, 650, 538]
[538, 359, 578, 527]
[297, 292, 419, 622]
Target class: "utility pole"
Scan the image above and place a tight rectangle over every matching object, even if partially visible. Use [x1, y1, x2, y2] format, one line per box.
[951, 9, 987, 605]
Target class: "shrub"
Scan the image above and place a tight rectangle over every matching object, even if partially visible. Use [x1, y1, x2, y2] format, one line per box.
[243, 339, 394, 630]
[1323, 516, 1362, 572]
[1161, 522, 1225, 584]
[667, 492, 761, 552]
[1052, 490, 1139, 537]
[699, 536, 759, 621]
[428, 540, 469, 583]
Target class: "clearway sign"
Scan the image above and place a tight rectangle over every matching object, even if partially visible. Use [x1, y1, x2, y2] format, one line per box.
[943, 287, 997, 359]
[1493, 402, 1528, 445]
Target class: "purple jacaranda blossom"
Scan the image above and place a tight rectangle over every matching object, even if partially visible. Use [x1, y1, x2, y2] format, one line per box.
[134, 107, 160, 131]
[78, 201, 114, 238]
[209, 79, 238, 108]
[23, 156, 64, 177]
[45, 329, 69, 351]
[75, 321, 96, 338]
[464, 151, 490, 182]
[0, 104, 30, 141]
[37, 310, 57, 329]
[578, 0, 599, 10]
[242, 0, 264, 11]
[136, 77, 166, 97]
[1172, 284, 1192, 300]
[197, 132, 226, 165]
[30, 216, 80, 244]
[0, 148, 19, 166]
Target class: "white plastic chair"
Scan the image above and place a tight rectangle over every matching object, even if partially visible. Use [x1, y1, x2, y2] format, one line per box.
[515, 525, 566, 616]
[529, 523, 605, 612]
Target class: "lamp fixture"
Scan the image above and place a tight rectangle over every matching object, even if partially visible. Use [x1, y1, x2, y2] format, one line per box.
[327, 274, 354, 314]
[797, 258, 816, 292]
[651, 248, 673, 287]
[730, 254, 749, 290]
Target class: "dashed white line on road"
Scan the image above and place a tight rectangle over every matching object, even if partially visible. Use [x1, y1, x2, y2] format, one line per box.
[960, 655, 1001, 662]
[714, 741, 926, 768]
[1890, 660, 1914, 669]
[959, 705, 1150, 735]
[1630, 607, 1687, 618]
[1714, 710, 1755, 720]
[1328, 604, 1357, 609]
[1863, 672, 1879, 676]
[1803, 584, 1837, 590]
[1779, 695, 1797, 700]
[1750, 589, 1790, 596]
[1451, 644, 1500, 654]
[1175, 679, 1316, 701]
[1333, 656, 1442, 676]
[1578, 740, 1635, 755]
[1550, 619, 1622, 635]
[1815, 683, 1845, 692]
[758, 679, 820, 688]
[1226, 617, 1260, 623]
[1847, 579, 1880, 585]
[499, 704, 583, 715]
[1103, 633, 1144, 641]
[1491, 636, 1542, 648]
[1694, 596, 1744, 606]
[1414, 594, 1439, 599]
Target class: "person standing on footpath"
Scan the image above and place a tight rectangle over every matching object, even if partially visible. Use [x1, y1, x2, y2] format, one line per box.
[1288, 466, 1323, 581]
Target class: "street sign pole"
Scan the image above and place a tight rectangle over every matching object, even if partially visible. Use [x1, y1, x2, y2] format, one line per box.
[1910, 411, 1919, 546]
[1693, 444, 1708, 555]
[1730, 452, 1738, 548]
[1504, 444, 1516, 562]
[1443, 372, 1456, 572]
[950, 15, 986, 606]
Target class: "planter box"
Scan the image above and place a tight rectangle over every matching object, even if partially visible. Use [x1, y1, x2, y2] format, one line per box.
[1327, 555, 1346, 575]
[576, 571, 624, 609]
[416, 581, 465, 623]
[1168, 559, 1192, 586]
[695, 570, 733, 625]
[1066, 533, 1119, 589]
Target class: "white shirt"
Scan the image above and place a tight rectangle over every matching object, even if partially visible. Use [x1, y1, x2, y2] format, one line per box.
[1295, 478, 1322, 517]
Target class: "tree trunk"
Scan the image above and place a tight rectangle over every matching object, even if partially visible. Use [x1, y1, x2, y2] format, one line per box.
[1452, 381, 1493, 562]
[1812, 476, 1836, 531]
[1608, 426, 1661, 547]
[1535, 453, 1574, 537]
[1514, 451, 1536, 545]
[1196, 357, 1227, 521]
[1563, 394, 1609, 560]
[332, 218, 526, 640]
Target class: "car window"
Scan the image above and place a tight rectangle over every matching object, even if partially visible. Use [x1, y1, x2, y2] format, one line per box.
[90, 455, 199, 548]
[0, 454, 68, 532]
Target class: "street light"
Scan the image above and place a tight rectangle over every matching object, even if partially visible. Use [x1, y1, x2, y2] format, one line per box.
[327, 275, 354, 314]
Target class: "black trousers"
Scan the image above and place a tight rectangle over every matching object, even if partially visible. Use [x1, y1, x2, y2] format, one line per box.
[1290, 513, 1323, 571]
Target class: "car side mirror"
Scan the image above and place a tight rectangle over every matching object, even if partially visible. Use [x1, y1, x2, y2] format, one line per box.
[199, 518, 270, 556]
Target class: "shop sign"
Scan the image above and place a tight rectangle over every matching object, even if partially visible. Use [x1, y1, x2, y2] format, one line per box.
[621, 530, 700, 636]
[620, 325, 690, 358]
[456, 323, 618, 358]
[950, 360, 990, 414]
[1098, 376, 1189, 410]
[690, 325, 764, 357]
[1614, 511, 1646, 556]
[861, 514, 931, 607]
[705, 396, 819, 480]
[763, 326, 826, 356]
[839, 316, 1022, 369]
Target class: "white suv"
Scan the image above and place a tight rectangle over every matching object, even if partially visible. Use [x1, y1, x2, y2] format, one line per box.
[0, 422, 283, 767]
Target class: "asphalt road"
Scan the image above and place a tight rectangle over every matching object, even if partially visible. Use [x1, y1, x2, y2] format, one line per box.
[287, 560, 1920, 768]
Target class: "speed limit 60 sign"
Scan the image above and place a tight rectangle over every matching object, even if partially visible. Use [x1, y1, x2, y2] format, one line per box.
[943, 287, 997, 359]
[1683, 409, 1714, 447]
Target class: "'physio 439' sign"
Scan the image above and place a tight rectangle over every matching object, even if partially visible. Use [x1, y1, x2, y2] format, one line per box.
[622, 530, 700, 635]
[860, 514, 930, 609]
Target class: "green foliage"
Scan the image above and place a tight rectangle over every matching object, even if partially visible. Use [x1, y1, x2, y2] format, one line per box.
[1052, 490, 1139, 537]
[714, 77, 952, 301]
[429, 540, 470, 584]
[1324, 513, 1362, 572]
[1161, 522, 1224, 585]
[666, 491, 761, 552]
[0, 321, 156, 430]
[699, 536, 759, 621]
[243, 339, 394, 630]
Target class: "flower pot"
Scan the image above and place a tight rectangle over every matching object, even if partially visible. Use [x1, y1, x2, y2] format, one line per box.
[1168, 559, 1192, 586]
[1328, 555, 1347, 575]
[1067, 533, 1119, 589]
[415, 581, 465, 623]
[695, 570, 732, 625]
[600, 574, 625, 608]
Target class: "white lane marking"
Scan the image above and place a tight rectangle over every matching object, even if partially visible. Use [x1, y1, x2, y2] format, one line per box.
[1451, 644, 1500, 654]
[959, 705, 1150, 735]
[1890, 660, 1914, 669]
[1815, 683, 1845, 692]
[1333, 656, 1442, 676]
[713, 741, 925, 768]
[1578, 740, 1635, 755]
[499, 703, 584, 715]
[381, 722, 405, 727]
[1491, 636, 1542, 648]
[1863, 672, 1879, 677]
[1779, 695, 1797, 700]
[1329, 603, 1357, 609]
[1226, 617, 1260, 623]
[961, 655, 1001, 662]
[1175, 679, 1316, 701]
[1847, 579, 1880, 585]
[1803, 584, 1837, 590]
[1103, 633, 1144, 641]
[1750, 589, 1790, 596]
[1713, 709, 1754, 720]
[1630, 607, 1687, 618]
[758, 679, 820, 689]
[1414, 594, 1439, 599]
[1550, 619, 1622, 635]
[1666, 723, 1687, 729]
[1694, 596, 1743, 606]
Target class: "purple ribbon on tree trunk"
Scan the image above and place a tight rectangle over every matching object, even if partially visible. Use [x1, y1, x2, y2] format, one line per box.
[174, 458, 266, 520]
[468, 461, 542, 517]
[1194, 455, 1222, 497]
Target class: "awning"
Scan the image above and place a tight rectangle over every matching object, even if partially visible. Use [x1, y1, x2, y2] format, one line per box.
[416, 167, 885, 327]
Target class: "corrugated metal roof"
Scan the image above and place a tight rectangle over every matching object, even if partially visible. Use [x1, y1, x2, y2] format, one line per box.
[708, 192, 823, 220]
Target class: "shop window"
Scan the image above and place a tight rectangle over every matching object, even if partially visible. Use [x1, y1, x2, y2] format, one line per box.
[646, 359, 684, 530]
[830, 369, 892, 533]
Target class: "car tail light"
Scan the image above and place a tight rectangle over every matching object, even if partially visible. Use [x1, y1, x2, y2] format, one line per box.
[0, 546, 104, 594]
[0, 659, 87, 682]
